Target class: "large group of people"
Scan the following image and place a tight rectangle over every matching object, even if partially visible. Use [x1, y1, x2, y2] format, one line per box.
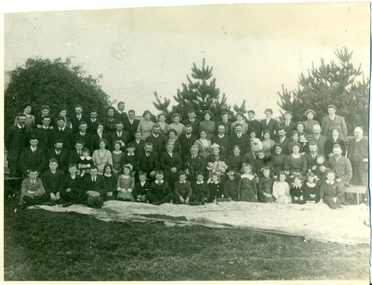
[5, 101, 368, 209]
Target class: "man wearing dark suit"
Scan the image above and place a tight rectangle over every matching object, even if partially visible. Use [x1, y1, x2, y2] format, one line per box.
[34, 116, 54, 153]
[83, 166, 106, 197]
[261, 108, 278, 140]
[114, 101, 128, 124]
[47, 140, 69, 173]
[347, 127, 368, 186]
[160, 143, 183, 190]
[308, 124, 328, 156]
[247, 110, 263, 139]
[73, 122, 92, 153]
[68, 140, 85, 165]
[91, 123, 108, 151]
[139, 143, 161, 181]
[183, 109, 200, 136]
[230, 123, 249, 155]
[183, 145, 206, 179]
[130, 131, 146, 155]
[211, 124, 230, 156]
[178, 125, 197, 161]
[35, 105, 55, 129]
[86, 109, 99, 135]
[123, 109, 140, 143]
[19, 136, 46, 178]
[305, 142, 319, 172]
[216, 111, 232, 135]
[5, 113, 28, 177]
[41, 158, 65, 204]
[146, 124, 166, 155]
[70, 105, 89, 133]
[243, 142, 260, 173]
[282, 111, 296, 138]
[109, 121, 130, 151]
[276, 127, 290, 155]
[53, 117, 74, 151]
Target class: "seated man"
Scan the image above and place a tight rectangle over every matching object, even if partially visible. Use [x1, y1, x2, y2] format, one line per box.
[146, 170, 173, 205]
[60, 163, 88, 207]
[41, 158, 65, 205]
[83, 166, 105, 208]
[19, 168, 49, 208]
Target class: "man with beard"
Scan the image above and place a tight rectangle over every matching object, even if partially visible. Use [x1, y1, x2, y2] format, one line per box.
[47, 139, 69, 173]
[139, 142, 160, 182]
[145, 124, 166, 155]
[308, 124, 327, 156]
[178, 125, 197, 161]
[211, 124, 230, 156]
[276, 127, 290, 155]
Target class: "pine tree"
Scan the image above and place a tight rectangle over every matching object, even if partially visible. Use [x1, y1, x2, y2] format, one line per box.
[153, 59, 235, 122]
[277, 47, 369, 134]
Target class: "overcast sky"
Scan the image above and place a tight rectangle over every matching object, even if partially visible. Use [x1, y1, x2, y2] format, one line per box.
[4, 2, 370, 118]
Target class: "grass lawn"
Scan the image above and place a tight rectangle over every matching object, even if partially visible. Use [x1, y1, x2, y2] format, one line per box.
[4, 192, 370, 281]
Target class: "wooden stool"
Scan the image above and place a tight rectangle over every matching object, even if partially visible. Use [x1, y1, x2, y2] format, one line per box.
[344, 186, 368, 204]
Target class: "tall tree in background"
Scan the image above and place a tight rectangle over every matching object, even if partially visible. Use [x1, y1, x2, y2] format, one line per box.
[4, 57, 112, 131]
[153, 59, 237, 122]
[277, 47, 369, 135]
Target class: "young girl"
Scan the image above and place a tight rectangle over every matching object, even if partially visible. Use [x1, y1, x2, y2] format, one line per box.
[238, 164, 257, 202]
[111, 141, 124, 175]
[290, 173, 306, 204]
[224, 170, 239, 201]
[319, 170, 342, 209]
[258, 166, 275, 203]
[303, 172, 321, 203]
[102, 164, 117, 201]
[207, 173, 223, 203]
[271, 145, 286, 178]
[78, 148, 93, 177]
[272, 171, 291, 204]
[117, 166, 135, 201]
[194, 172, 210, 205]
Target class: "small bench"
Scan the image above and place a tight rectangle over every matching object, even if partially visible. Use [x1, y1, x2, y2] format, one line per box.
[344, 186, 369, 204]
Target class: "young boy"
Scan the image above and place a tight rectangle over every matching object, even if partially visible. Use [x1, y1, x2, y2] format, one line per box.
[173, 171, 193, 204]
[224, 170, 239, 201]
[19, 169, 49, 208]
[40, 158, 64, 205]
[61, 163, 88, 207]
[194, 172, 210, 205]
[207, 173, 223, 203]
[133, 171, 150, 202]
[319, 170, 342, 209]
[146, 170, 173, 205]
[35, 105, 54, 129]
[121, 143, 138, 175]
[83, 166, 105, 208]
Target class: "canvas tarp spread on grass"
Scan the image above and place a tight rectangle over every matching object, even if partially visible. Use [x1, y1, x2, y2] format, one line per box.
[30, 201, 370, 245]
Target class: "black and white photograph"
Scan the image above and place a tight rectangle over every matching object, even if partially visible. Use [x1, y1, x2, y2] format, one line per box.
[2, 0, 371, 282]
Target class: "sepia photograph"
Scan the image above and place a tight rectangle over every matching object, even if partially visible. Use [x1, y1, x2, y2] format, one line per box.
[2, 1, 371, 282]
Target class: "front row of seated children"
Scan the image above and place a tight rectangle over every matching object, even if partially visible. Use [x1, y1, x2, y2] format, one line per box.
[19, 158, 343, 210]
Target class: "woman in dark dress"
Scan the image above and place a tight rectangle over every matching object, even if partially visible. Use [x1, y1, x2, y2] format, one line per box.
[324, 128, 346, 158]
[102, 164, 118, 200]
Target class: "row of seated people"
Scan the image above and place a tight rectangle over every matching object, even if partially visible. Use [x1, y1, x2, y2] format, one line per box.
[19, 158, 341, 210]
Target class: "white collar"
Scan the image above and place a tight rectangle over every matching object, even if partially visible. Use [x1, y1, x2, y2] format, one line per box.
[118, 110, 123, 114]
[140, 181, 146, 186]
[30, 146, 37, 151]
[79, 131, 86, 136]
[152, 134, 159, 138]
[127, 153, 134, 156]
[81, 156, 91, 160]
[329, 115, 336, 120]
[42, 125, 49, 129]
[155, 180, 164, 185]
[179, 180, 187, 184]
[218, 134, 224, 138]
[59, 126, 65, 131]
[326, 180, 335, 185]
[17, 124, 24, 129]
[51, 170, 56, 174]
[196, 181, 204, 184]
[355, 137, 363, 142]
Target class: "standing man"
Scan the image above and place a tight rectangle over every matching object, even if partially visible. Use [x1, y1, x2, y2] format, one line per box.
[146, 124, 166, 155]
[211, 124, 230, 156]
[178, 125, 197, 161]
[183, 109, 200, 136]
[53, 116, 74, 151]
[321, 104, 348, 140]
[87, 109, 99, 135]
[308, 124, 328, 156]
[230, 124, 249, 155]
[276, 127, 290, 155]
[247, 110, 262, 139]
[18, 136, 46, 178]
[5, 113, 28, 177]
[35, 105, 54, 129]
[282, 111, 296, 138]
[347, 127, 368, 186]
[74, 121, 92, 153]
[70, 105, 89, 133]
[34, 116, 54, 153]
[261, 108, 278, 140]
[123, 109, 140, 143]
[109, 121, 129, 151]
[115, 101, 128, 123]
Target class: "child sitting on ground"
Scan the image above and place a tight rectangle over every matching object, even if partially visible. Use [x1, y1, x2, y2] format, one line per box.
[258, 166, 275, 203]
[146, 170, 173, 205]
[272, 171, 291, 204]
[78, 148, 93, 177]
[319, 170, 342, 209]
[133, 171, 150, 202]
[238, 164, 257, 202]
[207, 172, 223, 203]
[303, 171, 321, 203]
[19, 169, 49, 208]
[224, 170, 239, 201]
[290, 173, 306, 204]
[117, 166, 135, 201]
[194, 172, 210, 205]
[173, 171, 193, 204]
